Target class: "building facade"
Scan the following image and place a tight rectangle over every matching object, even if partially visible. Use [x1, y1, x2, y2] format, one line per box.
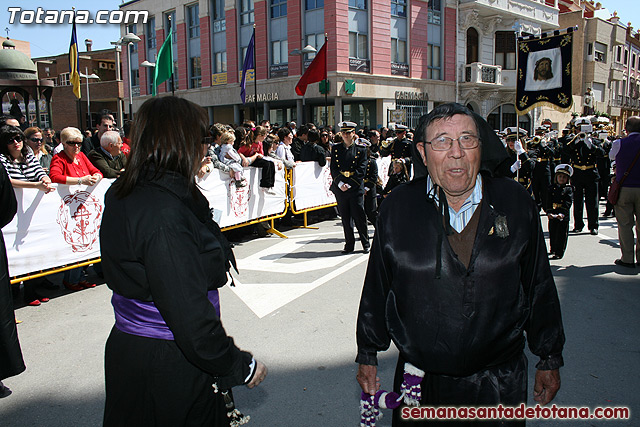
[33, 45, 125, 131]
[540, 1, 632, 132]
[120, 0, 458, 129]
[611, 25, 640, 127]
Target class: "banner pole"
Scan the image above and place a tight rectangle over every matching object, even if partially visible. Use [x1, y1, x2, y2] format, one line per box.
[324, 34, 328, 128]
[253, 25, 258, 123]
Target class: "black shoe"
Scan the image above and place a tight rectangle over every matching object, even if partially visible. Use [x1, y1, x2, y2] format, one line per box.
[614, 259, 636, 268]
[0, 381, 11, 398]
[572, 228, 583, 233]
[341, 246, 354, 254]
[551, 255, 563, 260]
[362, 246, 370, 254]
[590, 229, 598, 235]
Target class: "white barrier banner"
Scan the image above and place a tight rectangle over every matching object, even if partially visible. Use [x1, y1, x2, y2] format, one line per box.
[3, 179, 113, 278]
[197, 165, 287, 228]
[376, 156, 391, 188]
[291, 161, 336, 211]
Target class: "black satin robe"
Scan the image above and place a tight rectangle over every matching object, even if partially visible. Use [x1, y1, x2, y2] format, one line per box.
[0, 163, 25, 381]
[356, 175, 565, 422]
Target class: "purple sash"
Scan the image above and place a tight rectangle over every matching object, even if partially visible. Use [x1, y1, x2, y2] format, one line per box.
[112, 289, 220, 340]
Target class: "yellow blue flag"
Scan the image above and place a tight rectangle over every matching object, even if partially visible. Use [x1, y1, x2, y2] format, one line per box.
[69, 21, 81, 99]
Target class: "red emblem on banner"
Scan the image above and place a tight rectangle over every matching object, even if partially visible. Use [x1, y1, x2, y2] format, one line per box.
[322, 166, 333, 198]
[229, 181, 251, 217]
[380, 161, 390, 188]
[56, 191, 103, 252]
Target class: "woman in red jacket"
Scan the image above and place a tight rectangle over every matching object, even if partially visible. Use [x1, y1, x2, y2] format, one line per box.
[49, 127, 103, 186]
[49, 127, 103, 291]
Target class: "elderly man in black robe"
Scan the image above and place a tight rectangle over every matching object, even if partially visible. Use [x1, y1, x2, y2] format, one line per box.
[356, 103, 565, 426]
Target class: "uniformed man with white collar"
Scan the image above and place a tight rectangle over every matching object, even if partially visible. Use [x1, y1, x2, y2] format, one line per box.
[330, 121, 370, 254]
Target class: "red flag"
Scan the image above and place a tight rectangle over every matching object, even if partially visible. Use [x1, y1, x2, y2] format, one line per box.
[295, 42, 327, 96]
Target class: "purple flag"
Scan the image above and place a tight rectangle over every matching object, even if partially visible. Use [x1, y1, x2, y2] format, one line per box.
[240, 30, 255, 104]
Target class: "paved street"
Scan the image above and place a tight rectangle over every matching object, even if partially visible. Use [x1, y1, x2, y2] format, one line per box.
[1, 202, 638, 426]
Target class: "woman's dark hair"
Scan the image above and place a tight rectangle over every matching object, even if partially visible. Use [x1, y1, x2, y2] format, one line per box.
[308, 129, 320, 144]
[262, 135, 277, 154]
[248, 126, 267, 145]
[0, 125, 28, 159]
[112, 96, 208, 197]
[277, 127, 291, 141]
[234, 126, 247, 150]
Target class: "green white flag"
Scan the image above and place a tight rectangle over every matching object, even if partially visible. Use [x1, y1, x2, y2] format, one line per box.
[153, 29, 173, 96]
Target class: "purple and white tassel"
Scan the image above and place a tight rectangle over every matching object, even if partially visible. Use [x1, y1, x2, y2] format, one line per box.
[400, 362, 425, 406]
[360, 392, 380, 427]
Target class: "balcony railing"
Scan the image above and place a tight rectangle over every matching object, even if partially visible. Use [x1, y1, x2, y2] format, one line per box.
[463, 63, 502, 85]
[610, 95, 640, 109]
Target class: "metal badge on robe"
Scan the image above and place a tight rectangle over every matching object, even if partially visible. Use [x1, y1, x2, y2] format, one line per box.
[488, 215, 509, 238]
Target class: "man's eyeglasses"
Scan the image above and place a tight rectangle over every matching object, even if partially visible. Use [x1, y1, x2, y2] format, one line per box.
[202, 136, 214, 147]
[66, 141, 83, 146]
[30, 137, 43, 143]
[321, 134, 329, 138]
[426, 135, 479, 151]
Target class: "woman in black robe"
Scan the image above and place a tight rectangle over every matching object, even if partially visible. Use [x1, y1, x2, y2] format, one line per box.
[100, 97, 266, 426]
[0, 162, 25, 397]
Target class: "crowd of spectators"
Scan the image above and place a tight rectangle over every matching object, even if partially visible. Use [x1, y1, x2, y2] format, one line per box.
[3, 109, 637, 307]
[0, 112, 130, 306]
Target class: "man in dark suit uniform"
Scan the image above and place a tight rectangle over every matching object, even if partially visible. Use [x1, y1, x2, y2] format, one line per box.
[563, 132, 604, 234]
[330, 121, 370, 253]
[380, 124, 412, 161]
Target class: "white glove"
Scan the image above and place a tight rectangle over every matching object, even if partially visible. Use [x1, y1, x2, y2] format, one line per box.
[510, 159, 522, 173]
[584, 137, 593, 149]
[513, 140, 526, 155]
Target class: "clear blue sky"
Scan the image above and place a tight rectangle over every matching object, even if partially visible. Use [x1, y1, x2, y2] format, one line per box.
[1, 0, 638, 60]
[2, 0, 124, 58]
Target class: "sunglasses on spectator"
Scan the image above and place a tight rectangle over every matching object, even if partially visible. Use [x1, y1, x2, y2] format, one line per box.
[30, 137, 43, 142]
[6, 136, 23, 144]
[66, 141, 83, 146]
[321, 134, 329, 137]
[202, 136, 213, 146]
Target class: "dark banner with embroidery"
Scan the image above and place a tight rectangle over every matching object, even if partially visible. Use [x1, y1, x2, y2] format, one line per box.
[515, 27, 576, 115]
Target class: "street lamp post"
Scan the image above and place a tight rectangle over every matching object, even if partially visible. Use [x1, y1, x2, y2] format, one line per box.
[113, 33, 141, 120]
[140, 60, 155, 95]
[80, 67, 100, 129]
[290, 45, 317, 124]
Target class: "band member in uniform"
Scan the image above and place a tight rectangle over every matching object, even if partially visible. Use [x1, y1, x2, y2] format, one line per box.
[380, 124, 412, 162]
[547, 164, 574, 260]
[528, 135, 556, 212]
[563, 132, 604, 234]
[330, 121, 370, 254]
[502, 133, 534, 192]
[363, 141, 379, 227]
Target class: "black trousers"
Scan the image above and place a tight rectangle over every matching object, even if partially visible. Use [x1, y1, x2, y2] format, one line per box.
[104, 327, 230, 427]
[531, 172, 551, 212]
[572, 174, 599, 231]
[549, 218, 569, 257]
[392, 353, 527, 426]
[364, 189, 378, 227]
[334, 190, 369, 250]
[251, 158, 275, 188]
